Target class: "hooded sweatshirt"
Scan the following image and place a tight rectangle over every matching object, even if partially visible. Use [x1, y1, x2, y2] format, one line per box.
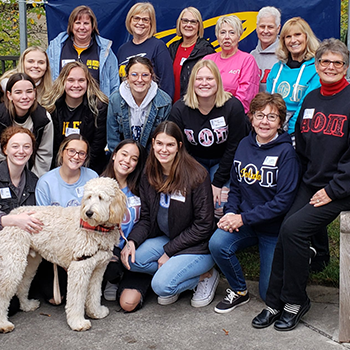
[225, 130, 300, 236]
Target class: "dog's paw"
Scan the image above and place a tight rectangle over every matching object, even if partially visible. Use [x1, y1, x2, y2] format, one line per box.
[86, 305, 109, 319]
[68, 318, 91, 332]
[0, 321, 15, 333]
[20, 299, 40, 312]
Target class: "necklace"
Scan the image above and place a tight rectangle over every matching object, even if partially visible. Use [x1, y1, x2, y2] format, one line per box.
[73, 40, 90, 49]
[67, 105, 78, 112]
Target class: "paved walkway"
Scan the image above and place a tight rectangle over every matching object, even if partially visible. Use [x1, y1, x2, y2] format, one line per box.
[1, 279, 349, 350]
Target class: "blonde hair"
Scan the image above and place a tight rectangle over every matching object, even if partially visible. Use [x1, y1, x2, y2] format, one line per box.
[215, 15, 243, 39]
[1, 46, 52, 104]
[67, 5, 99, 36]
[184, 60, 231, 109]
[276, 17, 319, 62]
[125, 2, 157, 38]
[41, 61, 108, 125]
[176, 7, 204, 38]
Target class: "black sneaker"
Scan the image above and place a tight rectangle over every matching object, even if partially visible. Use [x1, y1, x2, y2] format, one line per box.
[214, 289, 250, 314]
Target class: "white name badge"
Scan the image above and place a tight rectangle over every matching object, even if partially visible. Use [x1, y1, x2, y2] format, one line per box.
[303, 109, 315, 119]
[210, 116, 226, 129]
[0, 187, 11, 199]
[65, 128, 80, 136]
[180, 57, 187, 66]
[171, 191, 186, 202]
[62, 59, 76, 68]
[127, 196, 141, 207]
[263, 156, 278, 166]
[76, 186, 84, 198]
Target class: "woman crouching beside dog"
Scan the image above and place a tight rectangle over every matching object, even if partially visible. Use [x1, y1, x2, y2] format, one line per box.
[0, 126, 43, 316]
[121, 121, 219, 307]
[101, 139, 152, 312]
[32, 134, 98, 304]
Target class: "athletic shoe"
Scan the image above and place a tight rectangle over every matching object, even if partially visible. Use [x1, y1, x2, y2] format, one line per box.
[103, 281, 118, 301]
[214, 289, 250, 314]
[191, 268, 220, 307]
[157, 294, 179, 306]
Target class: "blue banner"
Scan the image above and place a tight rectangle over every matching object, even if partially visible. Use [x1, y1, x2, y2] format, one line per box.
[45, 0, 340, 55]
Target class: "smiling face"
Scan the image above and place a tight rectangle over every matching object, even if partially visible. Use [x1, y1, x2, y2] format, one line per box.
[23, 50, 47, 83]
[64, 67, 87, 103]
[257, 15, 280, 50]
[316, 52, 348, 85]
[112, 143, 140, 185]
[130, 11, 151, 42]
[7, 80, 36, 117]
[4, 132, 33, 168]
[194, 66, 218, 100]
[252, 104, 281, 144]
[217, 22, 240, 56]
[180, 11, 199, 41]
[72, 13, 93, 45]
[62, 139, 88, 172]
[152, 132, 180, 175]
[126, 62, 152, 100]
[284, 26, 307, 61]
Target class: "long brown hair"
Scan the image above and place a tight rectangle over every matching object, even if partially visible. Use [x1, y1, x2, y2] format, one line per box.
[145, 121, 207, 193]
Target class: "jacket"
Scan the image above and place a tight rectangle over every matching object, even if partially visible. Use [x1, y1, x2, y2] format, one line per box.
[267, 57, 321, 133]
[0, 160, 37, 214]
[47, 32, 119, 97]
[128, 172, 215, 257]
[51, 95, 107, 173]
[0, 103, 53, 178]
[169, 37, 215, 97]
[107, 87, 172, 151]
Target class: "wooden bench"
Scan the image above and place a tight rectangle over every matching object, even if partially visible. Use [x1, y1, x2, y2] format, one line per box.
[339, 212, 350, 342]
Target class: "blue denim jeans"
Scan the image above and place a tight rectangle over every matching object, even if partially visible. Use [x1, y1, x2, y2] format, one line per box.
[129, 236, 215, 297]
[209, 226, 278, 301]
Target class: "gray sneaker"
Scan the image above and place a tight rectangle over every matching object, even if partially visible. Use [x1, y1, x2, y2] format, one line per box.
[191, 268, 219, 308]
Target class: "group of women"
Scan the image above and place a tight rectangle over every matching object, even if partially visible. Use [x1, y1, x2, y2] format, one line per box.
[0, 2, 348, 332]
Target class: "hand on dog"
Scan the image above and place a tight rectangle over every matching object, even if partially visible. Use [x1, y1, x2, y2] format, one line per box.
[158, 253, 169, 269]
[121, 240, 136, 270]
[2, 211, 44, 234]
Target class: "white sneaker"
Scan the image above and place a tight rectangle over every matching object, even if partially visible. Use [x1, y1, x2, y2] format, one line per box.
[157, 294, 179, 306]
[104, 281, 118, 301]
[191, 268, 220, 308]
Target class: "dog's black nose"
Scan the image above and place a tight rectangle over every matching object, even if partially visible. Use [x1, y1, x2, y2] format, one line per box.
[86, 210, 94, 218]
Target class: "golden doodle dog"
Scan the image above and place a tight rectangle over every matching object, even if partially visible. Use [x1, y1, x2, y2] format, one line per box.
[0, 177, 126, 333]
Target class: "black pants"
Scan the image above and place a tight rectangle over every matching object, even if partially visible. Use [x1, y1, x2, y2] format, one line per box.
[266, 182, 350, 309]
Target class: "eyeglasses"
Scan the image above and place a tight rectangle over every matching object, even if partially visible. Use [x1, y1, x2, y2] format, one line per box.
[129, 72, 151, 79]
[181, 18, 199, 25]
[254, 112, 279, 122]
[132, 16, 150, 24]
[318, 59, 346, 69]
[66, 148, 87, 159]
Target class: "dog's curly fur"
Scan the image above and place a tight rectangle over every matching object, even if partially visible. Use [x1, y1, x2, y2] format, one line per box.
[0, 177, 126, 333]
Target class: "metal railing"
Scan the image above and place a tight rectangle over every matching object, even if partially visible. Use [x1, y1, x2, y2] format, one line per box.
[0, 56, 19, 76]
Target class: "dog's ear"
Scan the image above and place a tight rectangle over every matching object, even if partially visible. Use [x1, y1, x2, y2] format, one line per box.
[109, 184, 127, 225]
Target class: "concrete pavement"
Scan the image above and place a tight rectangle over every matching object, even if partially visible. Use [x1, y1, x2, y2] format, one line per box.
[1, 279, 349, 350]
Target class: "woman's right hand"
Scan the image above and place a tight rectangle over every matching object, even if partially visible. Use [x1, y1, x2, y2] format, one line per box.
[121, 240, 136, 270]
[1, 211, 43, 234]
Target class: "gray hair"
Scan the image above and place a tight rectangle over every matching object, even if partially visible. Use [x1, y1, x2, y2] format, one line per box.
[315, 38, 350, 67]
[215, 15, 243, 39]
[257, 6, 281, 27]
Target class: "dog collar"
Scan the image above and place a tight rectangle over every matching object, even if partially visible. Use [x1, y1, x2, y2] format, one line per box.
[80, 219, 116, 233]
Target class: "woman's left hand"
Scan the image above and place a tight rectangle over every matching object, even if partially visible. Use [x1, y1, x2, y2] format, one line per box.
[158, 253, 169, 269]
[212, 185, 222, 206]
[217, 213, 243, 233]
[310, 188, 332, 207]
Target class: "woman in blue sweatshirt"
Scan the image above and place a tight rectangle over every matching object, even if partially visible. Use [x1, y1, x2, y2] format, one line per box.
[209, 92, 300, 314]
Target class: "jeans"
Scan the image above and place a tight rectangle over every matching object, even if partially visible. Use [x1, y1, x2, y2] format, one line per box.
[129, 236, 215, 297]
[209, 226, 278, 301]
[266, 182, 350, 309]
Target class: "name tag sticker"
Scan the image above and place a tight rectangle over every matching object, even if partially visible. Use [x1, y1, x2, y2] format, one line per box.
[180, 57, 187, 66]
[0, 187, 11, 199]
[303, 109, 315, 119]
[76, 186, 84, 198]
[65, 128, 80, 136]
[171, 191, 186, 202]
[127, 196, 141, 207]
[62, 59, 76, 67]
[263, 156, 278, 166]
[210, 116, 226, 129]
